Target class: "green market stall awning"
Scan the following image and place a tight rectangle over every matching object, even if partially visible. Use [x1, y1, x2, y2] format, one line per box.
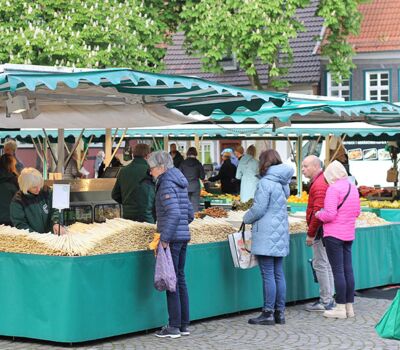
[0, 64, 287, 128]
[210, 97, 400, 125]
[4, 122, 400, 143]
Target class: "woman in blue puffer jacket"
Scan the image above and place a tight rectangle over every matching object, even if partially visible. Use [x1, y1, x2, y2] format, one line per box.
[243, 149, 294, 326]
[147, 151, 194, 339]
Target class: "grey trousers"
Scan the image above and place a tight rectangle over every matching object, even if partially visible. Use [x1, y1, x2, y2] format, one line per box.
[312, 238, 335, 304]
[188, 191, 200, 212]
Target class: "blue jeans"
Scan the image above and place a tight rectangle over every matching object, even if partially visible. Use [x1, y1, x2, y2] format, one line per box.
[257, 256, 286, 311]
[324, 236, 355, 304]
[166, 242, 190, 329]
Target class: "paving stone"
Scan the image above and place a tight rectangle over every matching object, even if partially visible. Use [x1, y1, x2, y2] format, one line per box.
[0, 297, 399, 349]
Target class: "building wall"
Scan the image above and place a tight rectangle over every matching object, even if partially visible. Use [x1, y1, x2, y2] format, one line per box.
[320, 57, 400, 102]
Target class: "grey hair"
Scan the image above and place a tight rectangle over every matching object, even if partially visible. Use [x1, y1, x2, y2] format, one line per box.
[18, 168, 44, 194]
[147, 151, 174, 170]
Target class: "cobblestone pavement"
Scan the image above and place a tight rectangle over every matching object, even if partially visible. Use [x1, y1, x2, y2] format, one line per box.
[0, 296, 399, 350]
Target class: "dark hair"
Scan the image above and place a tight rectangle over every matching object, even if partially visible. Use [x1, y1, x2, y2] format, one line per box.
[0, 153, 18, 175]
[246, 145, 256, 158]
[133, 143, 150, 158]
[259, 149, 282, 176]
[235, 145, 244, 155]
[186, 147, 198, 157]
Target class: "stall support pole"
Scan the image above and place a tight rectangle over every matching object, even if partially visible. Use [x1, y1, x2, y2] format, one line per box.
[296, 136, 303, 196]
[56, 129, 65, 174]
[43, 135, 48, 180]
[110, 128, 127, 164]
[194, 135, 200, 152]
[105, 128, 112, 167]
[43, 129, 57, 168]
[163, 136, 169, 152]
[325, 135, 331, 167]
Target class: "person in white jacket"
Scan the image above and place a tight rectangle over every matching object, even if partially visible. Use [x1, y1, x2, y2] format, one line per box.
[235, 145, 259, 202]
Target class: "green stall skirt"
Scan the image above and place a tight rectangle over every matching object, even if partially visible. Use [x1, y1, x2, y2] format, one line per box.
[0, 224, 399, 342]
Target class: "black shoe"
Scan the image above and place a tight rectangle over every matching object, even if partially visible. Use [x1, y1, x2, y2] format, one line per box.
[155, 325, 181, 338]
[180, 326, 190, 336]
[274, 310, 285, 325]
[248, 311, 275, 325]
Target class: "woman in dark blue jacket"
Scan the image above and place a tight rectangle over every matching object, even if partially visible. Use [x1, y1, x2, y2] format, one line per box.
[147, 150, 194, 339]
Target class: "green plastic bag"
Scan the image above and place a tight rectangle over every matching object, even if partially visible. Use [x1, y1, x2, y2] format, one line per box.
[376, 290, 400, 340]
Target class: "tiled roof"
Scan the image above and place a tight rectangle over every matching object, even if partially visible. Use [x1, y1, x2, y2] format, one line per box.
[162, 0, 323, 87]
[348, 0, 400, 53]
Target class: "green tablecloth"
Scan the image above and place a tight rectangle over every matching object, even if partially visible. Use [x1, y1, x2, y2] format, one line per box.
[377, 209, 400, 222]
[288, 203, 308, 212]
[0, 224, 399, 342]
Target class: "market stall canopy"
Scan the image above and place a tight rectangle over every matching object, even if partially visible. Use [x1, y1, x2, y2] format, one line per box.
[119, 122, 400, 139]
[4, 122, 400, 142]
[210, 96, 400, 125]
[0, 64, 287, 128]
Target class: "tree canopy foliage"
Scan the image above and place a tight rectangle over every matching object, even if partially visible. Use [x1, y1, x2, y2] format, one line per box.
[0, 0, 365, 88]
[180, 0, 366, 88]
[0, 0, 184, 71]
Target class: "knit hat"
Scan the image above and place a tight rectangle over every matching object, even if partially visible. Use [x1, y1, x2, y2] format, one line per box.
[324, 160, 348, 184]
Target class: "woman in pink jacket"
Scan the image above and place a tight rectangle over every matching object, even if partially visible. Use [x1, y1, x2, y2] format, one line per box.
[316, 161, 360, 319]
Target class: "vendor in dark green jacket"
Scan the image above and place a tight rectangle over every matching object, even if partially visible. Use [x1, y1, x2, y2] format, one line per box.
[0, 154, 19, 225]
[10, 168, 64, 234]
[112, 144, 155, 223]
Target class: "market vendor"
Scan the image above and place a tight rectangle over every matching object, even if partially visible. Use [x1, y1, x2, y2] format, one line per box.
[10, 168, 65, 234]
[112, 144, 155, 223]
[207, 151, 238, 194]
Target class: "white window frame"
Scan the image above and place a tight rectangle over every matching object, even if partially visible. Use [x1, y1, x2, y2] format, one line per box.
[190, 140, 215, 164]
[326, 72, 351, 100]
[365, 70, 390, 101]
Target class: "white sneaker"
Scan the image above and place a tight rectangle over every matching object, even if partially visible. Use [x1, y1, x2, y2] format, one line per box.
[323, 304, 347, 319]
[346, 303, 355, 318]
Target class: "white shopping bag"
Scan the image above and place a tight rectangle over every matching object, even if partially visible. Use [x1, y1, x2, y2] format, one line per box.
[228, 223, 258, 269]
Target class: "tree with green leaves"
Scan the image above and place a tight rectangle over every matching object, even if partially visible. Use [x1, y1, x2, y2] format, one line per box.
[0, 0, 184, 71]
[180, 0, 309, 90]
[317, 0, 368, 83]
[180, 0, 366, 89]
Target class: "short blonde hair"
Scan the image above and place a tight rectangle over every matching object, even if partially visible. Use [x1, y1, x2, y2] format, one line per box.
[4, 139, 17, 154]
[18, 168, 44, 194]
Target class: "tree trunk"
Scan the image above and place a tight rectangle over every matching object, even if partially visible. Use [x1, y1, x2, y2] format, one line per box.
[247, 71, 263, 90]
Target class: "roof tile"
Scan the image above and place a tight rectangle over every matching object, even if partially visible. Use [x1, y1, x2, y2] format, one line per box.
[163, 0, 323, 86]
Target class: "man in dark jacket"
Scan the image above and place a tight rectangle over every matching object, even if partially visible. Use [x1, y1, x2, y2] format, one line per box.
[302, 155, 335, 312]
[169, 143, 184, 168]
[112, 144, 155, 223]
[179, 147, 205, 212]
[148, 151, 194, 339]
[208, 153, 237, 194]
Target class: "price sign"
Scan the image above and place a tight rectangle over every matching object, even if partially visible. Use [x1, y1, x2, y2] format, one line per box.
[52, 184, 70, 210]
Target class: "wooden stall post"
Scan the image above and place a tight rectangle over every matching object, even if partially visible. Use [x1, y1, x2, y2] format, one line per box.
[163, 136, 169, 152]
[324, 135, 331, 167]
[56, 129, 65, 174]
[105, 128, 112, 167]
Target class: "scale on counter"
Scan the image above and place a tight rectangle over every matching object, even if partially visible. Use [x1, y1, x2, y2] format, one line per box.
[45, 178, 122, 225]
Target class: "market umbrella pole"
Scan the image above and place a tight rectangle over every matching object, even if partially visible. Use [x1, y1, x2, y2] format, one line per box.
[296, 136, 303, 196]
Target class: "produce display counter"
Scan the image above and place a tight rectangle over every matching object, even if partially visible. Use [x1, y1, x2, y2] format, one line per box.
[0, 224, 399, 343]
[376, 209, 400, 222]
